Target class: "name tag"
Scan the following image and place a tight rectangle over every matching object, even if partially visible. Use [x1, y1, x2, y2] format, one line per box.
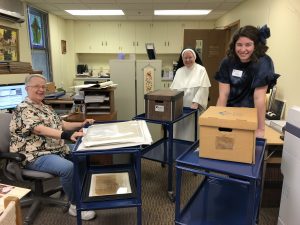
[232, 69, 243, 78]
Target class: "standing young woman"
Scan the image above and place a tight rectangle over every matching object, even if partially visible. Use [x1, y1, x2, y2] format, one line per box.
[215, 25, 279, 138]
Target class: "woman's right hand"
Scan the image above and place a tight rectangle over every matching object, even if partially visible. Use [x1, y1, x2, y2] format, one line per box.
[70, 131, 84, 142]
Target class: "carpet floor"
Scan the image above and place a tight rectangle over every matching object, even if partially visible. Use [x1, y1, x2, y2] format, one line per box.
[15, 159, 280, 225]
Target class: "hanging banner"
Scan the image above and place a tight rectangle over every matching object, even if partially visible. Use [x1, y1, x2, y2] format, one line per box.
[143, 66, 155, 94]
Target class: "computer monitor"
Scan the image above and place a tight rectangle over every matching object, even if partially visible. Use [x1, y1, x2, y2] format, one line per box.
[0, 83, 27, 110]
[145, 43, 156, 60]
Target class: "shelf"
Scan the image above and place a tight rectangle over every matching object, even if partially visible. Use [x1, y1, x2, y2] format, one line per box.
[175, 139, 266, 225]
[176, 177, 253, 225]
[142, 139, 194, 163]
[72, 140, 142, 225]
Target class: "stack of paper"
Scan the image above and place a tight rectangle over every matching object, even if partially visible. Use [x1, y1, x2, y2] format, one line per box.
[77, 120, 152, 151]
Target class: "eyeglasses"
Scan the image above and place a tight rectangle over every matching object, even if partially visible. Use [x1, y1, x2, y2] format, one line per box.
[27, 85, 47, 90]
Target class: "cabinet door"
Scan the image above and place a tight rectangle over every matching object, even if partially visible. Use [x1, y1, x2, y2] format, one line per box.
[95, 22, 119, 53]
[151, 22, 169, 54]
[151, 22, 183, 54]
[74, 22, 93, 53]
[118, 22, 136, 53]
[166, 22, 183, 54]
[135, 22, 153, 54]
[161, 81, 173, 89]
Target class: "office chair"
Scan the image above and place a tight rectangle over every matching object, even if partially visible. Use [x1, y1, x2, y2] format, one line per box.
[0, 113, 68, 225]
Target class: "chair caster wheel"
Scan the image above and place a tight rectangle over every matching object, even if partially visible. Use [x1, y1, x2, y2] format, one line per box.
[168, 191, 175, 202]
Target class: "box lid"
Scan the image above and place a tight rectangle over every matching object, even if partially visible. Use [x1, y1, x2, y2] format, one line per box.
[144, 89, 184, 101]
[199, 106, 257, 130]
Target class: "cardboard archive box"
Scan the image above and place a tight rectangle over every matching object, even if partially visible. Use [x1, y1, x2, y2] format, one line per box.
[199, 106, 258, 164]
[145, 89, 184, 121]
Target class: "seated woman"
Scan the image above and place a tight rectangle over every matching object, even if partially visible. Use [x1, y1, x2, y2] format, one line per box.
[9, 74, 96, 220]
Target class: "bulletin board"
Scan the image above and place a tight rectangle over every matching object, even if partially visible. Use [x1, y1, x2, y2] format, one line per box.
[0, 25, 19, 61]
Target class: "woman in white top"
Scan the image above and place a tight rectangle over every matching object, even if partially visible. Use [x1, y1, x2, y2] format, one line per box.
[170, 48, 211, 141]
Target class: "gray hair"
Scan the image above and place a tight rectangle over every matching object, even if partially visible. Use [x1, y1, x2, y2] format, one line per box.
[25, 74, 47, 86]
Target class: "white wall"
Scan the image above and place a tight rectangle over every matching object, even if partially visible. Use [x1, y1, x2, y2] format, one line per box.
[216, 0, 300, 117]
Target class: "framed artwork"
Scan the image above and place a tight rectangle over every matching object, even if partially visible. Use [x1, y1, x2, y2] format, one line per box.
[0, 25, 19, 61]
[143, 66, 155, 94]
[28, 10, 45, 49]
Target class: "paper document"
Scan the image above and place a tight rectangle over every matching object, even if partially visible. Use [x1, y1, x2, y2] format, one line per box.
[77, 120, 152, 151]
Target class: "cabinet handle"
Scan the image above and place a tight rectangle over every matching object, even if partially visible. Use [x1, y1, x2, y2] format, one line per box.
[137, 41, 139, 46]
[164, 41, 166, 46]
[101, 41, 103, 46]
[168, 41, 169, 46]
[106, 41, 107, 46]
[133, 41, 135, 46]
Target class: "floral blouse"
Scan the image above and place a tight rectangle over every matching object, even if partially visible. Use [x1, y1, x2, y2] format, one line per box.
[9, 97, 69, 165]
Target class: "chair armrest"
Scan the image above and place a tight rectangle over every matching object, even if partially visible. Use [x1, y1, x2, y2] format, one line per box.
[0, 152, 26, 162]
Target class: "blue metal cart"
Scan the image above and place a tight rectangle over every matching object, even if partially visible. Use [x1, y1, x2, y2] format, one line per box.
[72, 137, 142, 225]
[133, 107, 198, 200]
[175, 138, 266, 225]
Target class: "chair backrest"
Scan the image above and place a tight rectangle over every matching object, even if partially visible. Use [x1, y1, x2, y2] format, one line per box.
[0, 113, 12, 153]
[0, 196, 23, 225]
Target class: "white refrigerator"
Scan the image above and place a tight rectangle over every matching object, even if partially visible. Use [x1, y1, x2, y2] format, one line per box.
[278, 106, 300, 225]
[109, 59, 162, 120]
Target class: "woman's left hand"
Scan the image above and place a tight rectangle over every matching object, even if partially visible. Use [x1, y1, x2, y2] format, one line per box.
[191, 103, 199, 109]
[255, 128, 265, 138]
[82, 119, 95, 127]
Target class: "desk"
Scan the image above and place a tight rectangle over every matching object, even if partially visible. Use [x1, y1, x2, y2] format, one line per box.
[262, 125, 284, 207]
[43, 94, 74, 115]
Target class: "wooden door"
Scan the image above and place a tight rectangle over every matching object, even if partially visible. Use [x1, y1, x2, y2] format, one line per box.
[184, 29, 229, 106]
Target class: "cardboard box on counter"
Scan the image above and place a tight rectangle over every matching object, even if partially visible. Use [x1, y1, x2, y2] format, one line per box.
[199, 106, 257, 164]
[145, 89, 183, 121]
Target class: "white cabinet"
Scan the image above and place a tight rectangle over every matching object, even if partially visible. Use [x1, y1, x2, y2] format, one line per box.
[74, 22, 93, 53]
[74, 21, 191, 54]
[92, 22, 119, 53]
[74, 21, 119, 53]
[118, 22, 136, 53]
[152, 22, 183, 54]
[135, 22, 153, 54]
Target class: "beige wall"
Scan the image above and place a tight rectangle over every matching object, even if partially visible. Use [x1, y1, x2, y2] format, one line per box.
[216, 0, 300, 117]
[48, 16, 76, 92]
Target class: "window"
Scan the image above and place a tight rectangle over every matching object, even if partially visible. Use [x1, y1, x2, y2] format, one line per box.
[27, 6, 52, 81]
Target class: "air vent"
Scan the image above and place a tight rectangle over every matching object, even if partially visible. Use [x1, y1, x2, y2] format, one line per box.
[0, 8, 25, 23]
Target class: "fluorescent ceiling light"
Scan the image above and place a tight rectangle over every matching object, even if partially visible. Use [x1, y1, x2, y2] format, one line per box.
[65, 10, 124, 16]
[154, 10, 211, 16]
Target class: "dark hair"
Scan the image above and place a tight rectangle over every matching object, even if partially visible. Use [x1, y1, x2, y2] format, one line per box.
[176, 48, 203, 71]
[227, 25, 270, 62]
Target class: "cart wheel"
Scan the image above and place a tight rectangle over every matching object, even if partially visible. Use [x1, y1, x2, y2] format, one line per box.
[168, 191, 175, 202]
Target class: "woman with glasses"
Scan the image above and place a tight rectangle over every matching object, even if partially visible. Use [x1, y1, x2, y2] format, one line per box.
[215, 25, 279, 138]
[170, 48, 211, 141]
[9, 74, 96, 220]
